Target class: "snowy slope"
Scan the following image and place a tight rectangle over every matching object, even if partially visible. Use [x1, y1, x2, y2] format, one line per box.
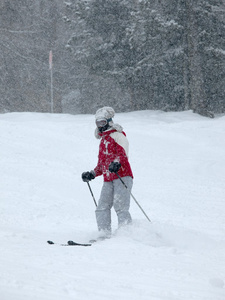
[0, 110, 225, 300]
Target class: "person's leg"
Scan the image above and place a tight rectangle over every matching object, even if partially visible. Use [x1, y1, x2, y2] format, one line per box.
[95, 181, 114, 235]
[113, 176, 133, 227]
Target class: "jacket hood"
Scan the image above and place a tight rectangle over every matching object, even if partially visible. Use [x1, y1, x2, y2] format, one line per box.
[94, 123, 123, 139]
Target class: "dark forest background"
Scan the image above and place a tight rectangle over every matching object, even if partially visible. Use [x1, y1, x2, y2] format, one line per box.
[1, 0, 225, 117]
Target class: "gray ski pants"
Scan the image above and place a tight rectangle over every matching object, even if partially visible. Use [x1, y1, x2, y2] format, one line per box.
[95, 176, 133, 233]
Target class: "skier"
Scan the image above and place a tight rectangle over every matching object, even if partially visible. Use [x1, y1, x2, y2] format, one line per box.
[82, 107, 133, 238]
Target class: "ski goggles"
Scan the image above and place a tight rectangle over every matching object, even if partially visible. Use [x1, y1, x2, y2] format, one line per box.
[96, 118, 112, 128]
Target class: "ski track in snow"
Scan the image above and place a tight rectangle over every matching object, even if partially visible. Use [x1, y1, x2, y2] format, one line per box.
[0, 110, 225, 300]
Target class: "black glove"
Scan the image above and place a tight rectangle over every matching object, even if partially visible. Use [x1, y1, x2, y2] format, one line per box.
[109, 162, 121, 173]
[81, 171, 95, 182]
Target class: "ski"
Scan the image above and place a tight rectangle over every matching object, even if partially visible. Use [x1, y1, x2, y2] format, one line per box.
[89, 236, 111, 243]
[47, 240, 92, 247]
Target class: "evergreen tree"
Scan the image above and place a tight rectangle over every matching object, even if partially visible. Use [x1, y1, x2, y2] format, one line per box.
[1, 0, 225, 115]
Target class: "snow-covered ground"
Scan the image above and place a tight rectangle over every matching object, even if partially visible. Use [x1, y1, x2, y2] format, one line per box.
[0, 110, 224, 300]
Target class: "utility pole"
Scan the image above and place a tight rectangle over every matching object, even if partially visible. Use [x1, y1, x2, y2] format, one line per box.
[49, 50, 53, 113]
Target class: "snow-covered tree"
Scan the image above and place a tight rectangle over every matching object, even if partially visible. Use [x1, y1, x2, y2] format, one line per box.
[65, 0, 225, 115]
[0, 0, 70, 113]
[1, 0, 225, 115]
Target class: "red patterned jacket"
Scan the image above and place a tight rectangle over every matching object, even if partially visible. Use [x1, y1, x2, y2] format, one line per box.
[94, 129, 133, 182]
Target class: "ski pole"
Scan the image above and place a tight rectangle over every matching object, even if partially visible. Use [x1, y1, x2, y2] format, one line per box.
[115, 172, 151, 222]
[87, 182, 97, 207]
